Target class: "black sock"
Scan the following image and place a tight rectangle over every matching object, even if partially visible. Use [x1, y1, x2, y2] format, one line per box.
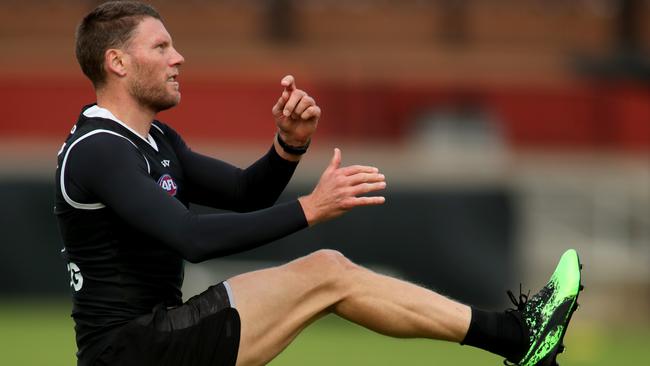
[460, 307, 528, 362]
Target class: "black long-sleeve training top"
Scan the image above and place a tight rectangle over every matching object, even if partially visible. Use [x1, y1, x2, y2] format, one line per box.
[54, 104, 308, 364]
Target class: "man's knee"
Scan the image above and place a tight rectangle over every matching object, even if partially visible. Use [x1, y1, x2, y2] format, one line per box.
[279, 249, 361, 305]
[308, 249, 357, 271]
[294, 249, 358, 277]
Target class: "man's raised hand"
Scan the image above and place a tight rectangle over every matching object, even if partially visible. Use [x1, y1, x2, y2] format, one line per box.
[298, 148, 386, 225]
[272, 75, 320, 147]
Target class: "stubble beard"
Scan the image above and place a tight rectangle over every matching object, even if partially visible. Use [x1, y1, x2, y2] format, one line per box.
[129, 62, 180, 113]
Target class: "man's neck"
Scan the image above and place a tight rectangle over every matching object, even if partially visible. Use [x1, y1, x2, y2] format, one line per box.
[96, 89, 155, 139]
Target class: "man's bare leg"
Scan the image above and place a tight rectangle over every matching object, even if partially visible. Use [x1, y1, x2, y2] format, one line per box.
[227, 249, 471, 366]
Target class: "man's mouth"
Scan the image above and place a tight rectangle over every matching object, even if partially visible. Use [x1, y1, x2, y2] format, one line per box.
[167, 74, 179, 89]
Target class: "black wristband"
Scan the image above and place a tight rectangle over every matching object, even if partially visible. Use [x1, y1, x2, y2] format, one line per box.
[276, 132, 311, 155]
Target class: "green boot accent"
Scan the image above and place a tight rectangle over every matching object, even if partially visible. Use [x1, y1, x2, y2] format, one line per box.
[505, 249, 583, 366]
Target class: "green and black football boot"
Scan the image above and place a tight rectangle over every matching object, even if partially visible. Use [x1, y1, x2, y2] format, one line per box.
[505, 249, 583, 366]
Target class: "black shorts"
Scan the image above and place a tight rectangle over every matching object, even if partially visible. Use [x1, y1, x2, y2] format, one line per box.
[94, 282, 241, 366]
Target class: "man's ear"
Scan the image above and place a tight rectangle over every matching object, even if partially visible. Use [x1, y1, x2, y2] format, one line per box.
[105, 48, 128, 77]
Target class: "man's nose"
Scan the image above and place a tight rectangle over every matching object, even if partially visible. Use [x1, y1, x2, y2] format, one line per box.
[171, 47, 185, 66]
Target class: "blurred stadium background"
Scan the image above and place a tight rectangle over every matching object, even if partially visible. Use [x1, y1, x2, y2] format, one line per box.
[0, 0, 648, 365]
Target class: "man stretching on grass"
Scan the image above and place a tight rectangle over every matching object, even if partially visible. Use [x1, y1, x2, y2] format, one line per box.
[55, 2, 583, 365]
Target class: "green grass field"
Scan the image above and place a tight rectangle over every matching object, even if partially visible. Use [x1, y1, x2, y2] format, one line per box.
[1, 300, 647, 366]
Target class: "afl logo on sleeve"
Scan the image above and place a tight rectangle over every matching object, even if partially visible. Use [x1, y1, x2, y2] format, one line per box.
[157, 174, 178, 196]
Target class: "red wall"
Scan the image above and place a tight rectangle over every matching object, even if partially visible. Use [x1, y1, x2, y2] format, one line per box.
[2, 77, 648, 151]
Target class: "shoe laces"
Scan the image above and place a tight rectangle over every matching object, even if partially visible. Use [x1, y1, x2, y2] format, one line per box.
[502, 284, 531, 366]
[506, 283, 530, 312]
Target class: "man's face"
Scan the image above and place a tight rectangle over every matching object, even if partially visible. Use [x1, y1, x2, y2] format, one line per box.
[124, 17, 184, 113]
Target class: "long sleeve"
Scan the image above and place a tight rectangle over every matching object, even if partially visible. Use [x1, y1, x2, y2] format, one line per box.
[160, 122, 298, 212]
[65, 133, 308, 263]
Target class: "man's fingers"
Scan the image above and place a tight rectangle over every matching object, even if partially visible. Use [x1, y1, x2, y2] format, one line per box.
[294, 95, 315, 116]
[344, 196, 386, 208]
[327, 148, 342, 171]
[283, 90, 306, 117]
[339, 165, 379, 176]
[281, 75, 296, 91]
[346, 172, 385, 186]
[272, 96, 286, 116]
[349, 181, 387, 196]
[300, 105, 321, 120]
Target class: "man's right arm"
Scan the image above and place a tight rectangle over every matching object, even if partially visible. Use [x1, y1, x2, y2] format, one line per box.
[66, 134, 387, 262]
[66, 134, 308, 262]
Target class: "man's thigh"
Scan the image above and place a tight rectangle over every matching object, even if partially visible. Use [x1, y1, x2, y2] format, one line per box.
[228, 250, 349, 366]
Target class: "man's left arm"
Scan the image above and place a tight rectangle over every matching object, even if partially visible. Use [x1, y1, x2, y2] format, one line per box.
[170, 75, 320, 212]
